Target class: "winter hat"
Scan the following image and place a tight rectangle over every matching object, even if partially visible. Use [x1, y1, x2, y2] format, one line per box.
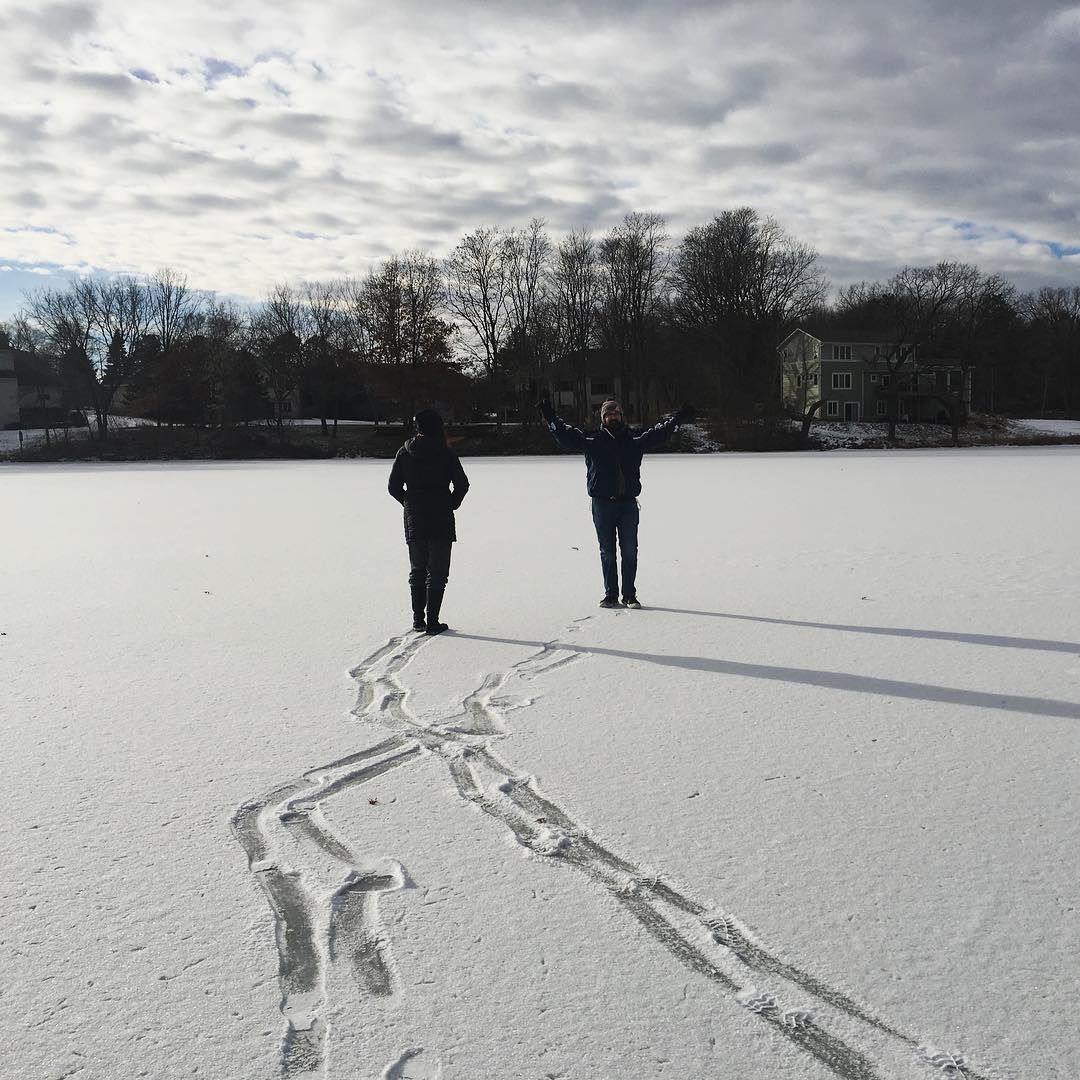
[414, 409, 445, 437]
[600, 399, 623, 419]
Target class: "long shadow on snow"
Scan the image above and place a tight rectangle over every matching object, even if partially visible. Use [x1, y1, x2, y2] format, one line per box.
[648, 608, 1080, 656]
[451, 634, 1080, 721]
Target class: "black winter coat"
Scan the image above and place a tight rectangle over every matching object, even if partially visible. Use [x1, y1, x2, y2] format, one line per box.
[545, 413, 681, 498]
[388, 437, 470, 542]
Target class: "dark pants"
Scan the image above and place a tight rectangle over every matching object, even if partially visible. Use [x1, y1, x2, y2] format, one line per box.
[408, 539, 452, 590]
[591, 498, 639, 599]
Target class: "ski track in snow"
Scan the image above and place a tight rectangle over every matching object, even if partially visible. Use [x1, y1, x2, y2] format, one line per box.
[232, 622, 1000, 1080]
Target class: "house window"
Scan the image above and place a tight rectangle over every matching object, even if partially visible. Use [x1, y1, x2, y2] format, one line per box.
[833, 345, 852, 361]
[877, 400, 888, 416]
[795, 373, 804, 387]
[869, 374, 878, 383]
[832, 372, 852, 390]
[810, 373, 819, 387]
[826, 400, 840, 417]
[881, 374, 892, 387]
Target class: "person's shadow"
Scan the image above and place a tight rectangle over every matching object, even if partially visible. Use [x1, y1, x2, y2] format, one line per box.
[647, 607, 1080, 655]
[452, 609, 1080, 721]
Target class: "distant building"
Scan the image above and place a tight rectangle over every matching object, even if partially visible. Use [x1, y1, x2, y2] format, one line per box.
[778, 329, 970, 423]
[0, 346, 73, 428]
[0, 348, 17, 428]
[15, 350, 69, 427]
[521, 348, 627, 423]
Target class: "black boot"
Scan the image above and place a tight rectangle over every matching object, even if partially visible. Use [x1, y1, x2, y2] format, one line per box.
[425, 585, 448, 635]
[410, 586, 427, 632]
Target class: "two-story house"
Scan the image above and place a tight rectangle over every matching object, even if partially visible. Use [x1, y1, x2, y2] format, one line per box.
[778, 329, 969, 423]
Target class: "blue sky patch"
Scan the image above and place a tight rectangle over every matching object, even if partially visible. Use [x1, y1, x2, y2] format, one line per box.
[204, 58, 247, 85]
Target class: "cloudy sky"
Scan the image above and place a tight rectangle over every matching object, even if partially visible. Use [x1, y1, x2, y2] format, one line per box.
[2, 0, 1079, 321]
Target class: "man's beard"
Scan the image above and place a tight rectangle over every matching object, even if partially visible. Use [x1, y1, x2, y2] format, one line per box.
[604, 419, 625, 433]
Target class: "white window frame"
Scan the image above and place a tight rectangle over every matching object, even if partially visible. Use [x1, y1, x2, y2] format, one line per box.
[832, 371, 852, 390]
[826, 400, 840, 417]
[834, 345, 852, 361]
[869, 373, 878, 383]
[810, 372, 819, 387]
[876, 400, 888, 417]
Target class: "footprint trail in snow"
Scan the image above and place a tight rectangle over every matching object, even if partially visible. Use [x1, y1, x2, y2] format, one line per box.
[233, 622, 998, 1080]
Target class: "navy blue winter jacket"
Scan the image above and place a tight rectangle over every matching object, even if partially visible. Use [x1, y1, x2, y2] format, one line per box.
[545, 413, 681, 499]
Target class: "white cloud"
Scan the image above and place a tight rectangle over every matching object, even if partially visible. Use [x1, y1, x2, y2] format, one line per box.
[0, 0, 1078, 318]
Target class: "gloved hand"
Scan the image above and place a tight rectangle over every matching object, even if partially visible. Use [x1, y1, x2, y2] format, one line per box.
[537, 397, 555, 422]
[675, 404, 695, 424]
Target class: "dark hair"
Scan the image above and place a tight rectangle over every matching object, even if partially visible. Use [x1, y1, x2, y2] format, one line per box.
[413, 409, 445, 439]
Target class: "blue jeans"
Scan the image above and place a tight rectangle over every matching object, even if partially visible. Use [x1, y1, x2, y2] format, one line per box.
[591, 498, 639, 599]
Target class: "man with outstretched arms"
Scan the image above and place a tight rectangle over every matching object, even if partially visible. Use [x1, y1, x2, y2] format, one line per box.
[538, 397, 693, 609]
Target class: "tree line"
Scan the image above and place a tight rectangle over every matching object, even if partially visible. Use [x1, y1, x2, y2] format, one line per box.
[2, 208, 1078, 442]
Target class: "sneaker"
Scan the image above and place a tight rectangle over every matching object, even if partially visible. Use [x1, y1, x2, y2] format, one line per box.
[622, 596, 642, 609]
[425, 621, 449, 635]
[599, 595, 622, 609]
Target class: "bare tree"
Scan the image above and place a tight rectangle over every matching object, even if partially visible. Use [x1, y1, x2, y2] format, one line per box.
[250, 284, 308, 437]
[147, 269, 202, 354]
[195, 300, 259, 427]
[551, 227, 600, 420]
[90, 278, 155, 427]
[597, 212, 670, 419]
[1024, 286, 1080, 417]
[784, 332, 825, 443]
[24, 279, 109, 437]
[0, 314, 41, 352]
[671, 207, 826, 419]
[299, 280, 350, 435]
[445, 226, 510, 423]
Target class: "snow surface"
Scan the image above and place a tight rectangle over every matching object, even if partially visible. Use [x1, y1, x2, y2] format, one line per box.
[0, 427, 50, 452]
[1012, 419, 1080, 436]
[2, 448, 1079, 1080]
[0, 417, 148, 453]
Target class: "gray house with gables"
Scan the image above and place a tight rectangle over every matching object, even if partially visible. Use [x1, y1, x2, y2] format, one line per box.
[779, 329, 970, 423]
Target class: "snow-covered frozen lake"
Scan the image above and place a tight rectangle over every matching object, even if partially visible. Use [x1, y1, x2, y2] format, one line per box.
[3, 448, 1078, 1080]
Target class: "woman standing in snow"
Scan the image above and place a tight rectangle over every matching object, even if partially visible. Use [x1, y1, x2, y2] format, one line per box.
[388, 409, 470, 635]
